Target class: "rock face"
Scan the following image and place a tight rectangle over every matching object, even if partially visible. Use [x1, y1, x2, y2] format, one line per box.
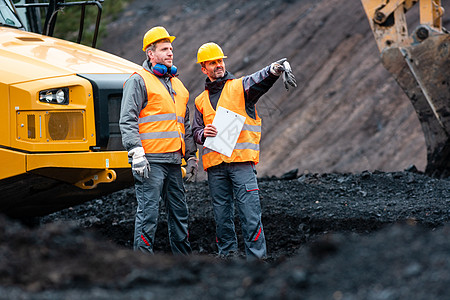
[100, 0, 449, 178]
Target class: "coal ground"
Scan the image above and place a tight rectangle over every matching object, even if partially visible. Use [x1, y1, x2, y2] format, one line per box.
[1, 168, 450, 299]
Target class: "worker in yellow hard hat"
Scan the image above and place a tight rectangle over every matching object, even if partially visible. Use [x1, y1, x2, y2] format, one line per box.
[119, 26, 197, 255]
[192, 42, 297, 260]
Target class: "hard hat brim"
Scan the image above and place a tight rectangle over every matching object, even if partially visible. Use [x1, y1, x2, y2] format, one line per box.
[142, 36, 176, 52]
[197, 55, 227, 64]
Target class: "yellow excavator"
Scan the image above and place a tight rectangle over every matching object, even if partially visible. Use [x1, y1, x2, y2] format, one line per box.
[0, 0, 140, 217]
[361, 0, 450, 177]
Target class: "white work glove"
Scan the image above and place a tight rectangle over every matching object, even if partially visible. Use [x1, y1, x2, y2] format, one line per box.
[270, 58, 298, 90]
[270, 58, 287, 76]
[128, 147, 150, 179]
[184, 157, 198, 182]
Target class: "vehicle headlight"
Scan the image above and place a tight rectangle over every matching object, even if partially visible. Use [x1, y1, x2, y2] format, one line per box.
[39, 88, 69, 105]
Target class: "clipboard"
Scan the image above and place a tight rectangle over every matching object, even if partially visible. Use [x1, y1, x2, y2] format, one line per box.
[204, 106, 246, 157]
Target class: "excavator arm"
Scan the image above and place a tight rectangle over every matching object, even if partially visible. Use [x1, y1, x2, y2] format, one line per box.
[361, 0, 450, 177]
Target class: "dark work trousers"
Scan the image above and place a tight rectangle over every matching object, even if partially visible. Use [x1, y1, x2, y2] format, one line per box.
[207, 161, 267, 259]
[133, 162, 191, 255]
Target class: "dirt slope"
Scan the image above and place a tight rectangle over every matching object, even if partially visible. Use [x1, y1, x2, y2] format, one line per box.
[100, 0, 449, 178]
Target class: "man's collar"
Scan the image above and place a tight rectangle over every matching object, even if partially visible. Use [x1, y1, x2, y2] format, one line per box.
[205, 71, 235, 92]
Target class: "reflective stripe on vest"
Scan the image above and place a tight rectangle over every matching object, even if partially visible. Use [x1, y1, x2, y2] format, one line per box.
[202, 142, 259, 155]
[136, 69, 189, 155]
[195, 78, 261, 170]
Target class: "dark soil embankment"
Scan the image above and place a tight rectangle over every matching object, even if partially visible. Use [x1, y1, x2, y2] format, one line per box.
[1, 170, 450, 299]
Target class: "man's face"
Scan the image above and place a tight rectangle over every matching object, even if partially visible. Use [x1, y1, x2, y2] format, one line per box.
[201, 59, 226, 81]
[148, 41, 173, 67]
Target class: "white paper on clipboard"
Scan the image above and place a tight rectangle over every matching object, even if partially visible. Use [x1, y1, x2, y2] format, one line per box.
[204, 106, 246, 157]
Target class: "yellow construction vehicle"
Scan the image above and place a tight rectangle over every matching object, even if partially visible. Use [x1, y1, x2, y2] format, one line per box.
[361, 0, 450, 177]
[0, 0, 140, 217]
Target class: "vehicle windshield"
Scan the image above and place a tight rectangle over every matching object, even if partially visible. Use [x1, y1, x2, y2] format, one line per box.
[0, 0, 23, 28]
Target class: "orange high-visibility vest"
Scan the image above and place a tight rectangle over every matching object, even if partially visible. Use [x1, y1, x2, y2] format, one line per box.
[195, 78, 261, 170]
[136, 69, 189, 155]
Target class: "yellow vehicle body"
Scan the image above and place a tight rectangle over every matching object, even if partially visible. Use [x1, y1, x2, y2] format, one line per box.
[0, 22, 141, 216]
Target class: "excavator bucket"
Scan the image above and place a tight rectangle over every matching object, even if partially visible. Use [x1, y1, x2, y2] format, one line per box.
[381, 33, 450, 177]
[361, 0, 450, 177]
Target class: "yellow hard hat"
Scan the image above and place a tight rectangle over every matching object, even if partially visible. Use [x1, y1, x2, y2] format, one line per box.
[142, 26, 175, 52]
[196, 42, 227, 63]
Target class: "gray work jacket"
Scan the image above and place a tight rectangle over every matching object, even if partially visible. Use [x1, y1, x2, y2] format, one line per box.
[192, 66, 279, 145]
[119, 60, 197, 164]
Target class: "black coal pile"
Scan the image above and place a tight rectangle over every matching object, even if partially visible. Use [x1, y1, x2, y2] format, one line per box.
[1, 169, 450, 299]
